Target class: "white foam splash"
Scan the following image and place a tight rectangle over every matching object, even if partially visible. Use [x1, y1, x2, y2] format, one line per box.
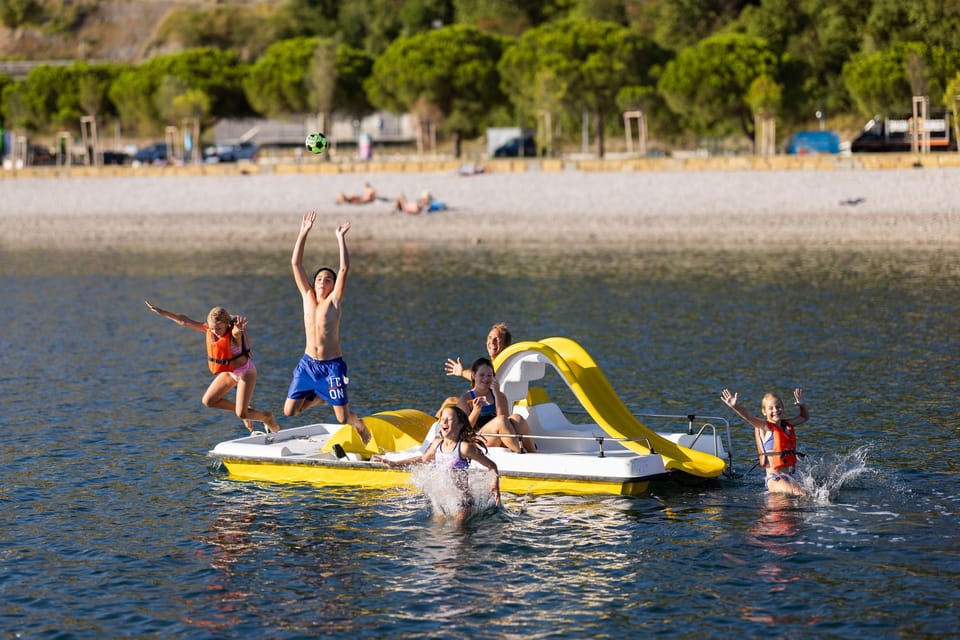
[798, 444, 872, 504]
[409, 466, 499, 521]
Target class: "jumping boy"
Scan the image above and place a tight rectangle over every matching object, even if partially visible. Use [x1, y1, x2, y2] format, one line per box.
[284, 211, 371, 445]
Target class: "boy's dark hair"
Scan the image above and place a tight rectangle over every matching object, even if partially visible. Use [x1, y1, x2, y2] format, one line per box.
[313, 267, 336, 284]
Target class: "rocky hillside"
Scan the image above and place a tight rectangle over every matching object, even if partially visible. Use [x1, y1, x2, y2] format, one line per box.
[0, 1, 188, 62]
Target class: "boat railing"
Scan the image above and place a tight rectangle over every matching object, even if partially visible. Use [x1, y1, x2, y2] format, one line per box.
[501, 432, 653, 458]
[552, 409, 736, 476]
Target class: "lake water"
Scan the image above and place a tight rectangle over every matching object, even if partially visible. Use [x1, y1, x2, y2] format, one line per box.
[1, 246, 958, 638]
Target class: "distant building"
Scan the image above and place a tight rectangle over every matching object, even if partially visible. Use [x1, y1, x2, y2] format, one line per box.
[211, 112, 416, 147]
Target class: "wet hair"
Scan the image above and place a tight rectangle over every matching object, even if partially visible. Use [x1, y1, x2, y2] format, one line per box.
[313, 267, 337, 284]
[490, 322, 512, 347]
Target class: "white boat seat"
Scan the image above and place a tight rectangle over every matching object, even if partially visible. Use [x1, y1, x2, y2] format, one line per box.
[513, 403, 602, 454]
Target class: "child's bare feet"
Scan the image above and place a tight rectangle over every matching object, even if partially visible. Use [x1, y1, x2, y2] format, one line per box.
[263, 413, 280, 433]
[355, 421, 372, 445]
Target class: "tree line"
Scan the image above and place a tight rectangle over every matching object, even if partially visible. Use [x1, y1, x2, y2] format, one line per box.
[2, 0, 959, 156]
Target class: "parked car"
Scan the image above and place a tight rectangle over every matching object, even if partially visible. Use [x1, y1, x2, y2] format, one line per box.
[493, 135, 537, 157]
[102, 150, 129, 165]
[133, 142, 168, 164]
[27, 144, 57, 166]
[204, 141, 259, 163]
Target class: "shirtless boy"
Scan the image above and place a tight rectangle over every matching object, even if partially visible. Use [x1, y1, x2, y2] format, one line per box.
[283, 212, 372, 444]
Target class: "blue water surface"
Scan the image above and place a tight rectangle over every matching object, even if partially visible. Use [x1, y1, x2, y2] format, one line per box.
[1, 246, 958, 638]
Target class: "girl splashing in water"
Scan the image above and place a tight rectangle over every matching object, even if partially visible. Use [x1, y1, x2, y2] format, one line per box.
[376, 404, 500, 524]
[721, 387, 808, 496]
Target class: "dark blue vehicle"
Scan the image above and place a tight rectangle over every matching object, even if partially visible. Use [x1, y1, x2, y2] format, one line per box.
[493, 135, 537, 157]
[133, 142, 168, 164]
[204, 141, 259, 163]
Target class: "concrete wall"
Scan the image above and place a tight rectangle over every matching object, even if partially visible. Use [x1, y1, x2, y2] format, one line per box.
[5, 152, 960, 180]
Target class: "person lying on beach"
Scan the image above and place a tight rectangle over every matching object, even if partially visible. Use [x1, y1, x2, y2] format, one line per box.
[283, 212, 372, 445]
[374, 404, 500, 524]
[394, 190, 447, 215]
[459, 358, 536, 453]
[145, 301, 279, 434]
[445, 322, 512, 383]
[720, 387, 808, 496]
[336, 183, 379, 204]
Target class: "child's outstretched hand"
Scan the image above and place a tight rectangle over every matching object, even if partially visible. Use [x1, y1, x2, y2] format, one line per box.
[444, 356, 464, 377]
[300, 210, 316, 233]
[793, 388, 805, 406]
[720, 388, 738, 408]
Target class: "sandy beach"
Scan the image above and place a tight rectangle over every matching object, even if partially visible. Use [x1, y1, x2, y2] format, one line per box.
[1, 167, 958, 252]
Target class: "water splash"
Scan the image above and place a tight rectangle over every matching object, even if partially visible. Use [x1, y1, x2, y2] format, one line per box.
[799, 444, 872, 504]
[409, 466, 499, 522]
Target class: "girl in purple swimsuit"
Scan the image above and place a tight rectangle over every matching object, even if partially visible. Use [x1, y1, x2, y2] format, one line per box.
[375, 405, 500, 524]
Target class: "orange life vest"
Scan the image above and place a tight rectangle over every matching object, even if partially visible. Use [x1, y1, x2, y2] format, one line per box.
[755, 421, 798, 470]
[206, 329, 249, 374]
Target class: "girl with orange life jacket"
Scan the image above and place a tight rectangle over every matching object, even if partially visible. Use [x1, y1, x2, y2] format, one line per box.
[146, 301, 279, 435]
[720, 387, 808, 496]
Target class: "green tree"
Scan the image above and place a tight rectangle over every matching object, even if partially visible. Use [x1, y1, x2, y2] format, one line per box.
[2, 83, 26, 131]
[746, 73, 782, 117]
[331, 43, 375, 118]
[734, 0, 870, 119]
[367, 24, 506, 157]
[843, 44, 923, 117]
[455, 0, 566, 36]
[110, 49, 251, 135]
[499, 18, 668, 156]
[109, 67, 162, 134]
[308, 36, 338, 135]
[245, 37, 375, 121]
[658, 32, 778, 137]
[0, 0, 43, 28]
[944, 71, 960, 145]
[244, 37, 317, 117]
[270, 0, 340, 40]
[153, 4, 276, 62]
[0, 62, 122, 134]
[864, 0, 960, 106]
[865, 0, 960, 54]
[73, 62, 122, 119]
[0, 72, 12, 116]
[634, 0, 748, 52]
[5, 65, 72, 132]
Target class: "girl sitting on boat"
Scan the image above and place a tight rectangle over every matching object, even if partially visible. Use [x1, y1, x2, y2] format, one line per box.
[720, 387, 808, 496]
[375, 405, 500, 524]
[145, 301, 279, 435]
[459, 358, 537, 453]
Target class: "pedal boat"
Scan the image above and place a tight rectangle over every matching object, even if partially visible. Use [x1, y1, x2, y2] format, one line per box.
[208, 337, 734, 497]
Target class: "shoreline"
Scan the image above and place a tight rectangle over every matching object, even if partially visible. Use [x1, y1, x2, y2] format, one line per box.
[2, 167, 959, 252]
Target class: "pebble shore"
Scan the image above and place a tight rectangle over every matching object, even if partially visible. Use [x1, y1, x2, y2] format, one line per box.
[2, 167, 958, 252]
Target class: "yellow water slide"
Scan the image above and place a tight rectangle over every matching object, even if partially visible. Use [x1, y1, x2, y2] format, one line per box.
[495, 337, 725, 479]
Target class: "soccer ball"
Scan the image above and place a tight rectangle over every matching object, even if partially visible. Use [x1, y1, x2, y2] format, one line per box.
[305, 132, 328, 154]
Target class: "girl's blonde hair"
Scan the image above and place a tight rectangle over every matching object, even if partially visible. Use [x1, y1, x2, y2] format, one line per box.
[760, 392, 783, 417]
[207, 306, 232, 327]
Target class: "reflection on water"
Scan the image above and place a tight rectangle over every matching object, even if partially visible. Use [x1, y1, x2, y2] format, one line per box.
[1, 245, 959, 637]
